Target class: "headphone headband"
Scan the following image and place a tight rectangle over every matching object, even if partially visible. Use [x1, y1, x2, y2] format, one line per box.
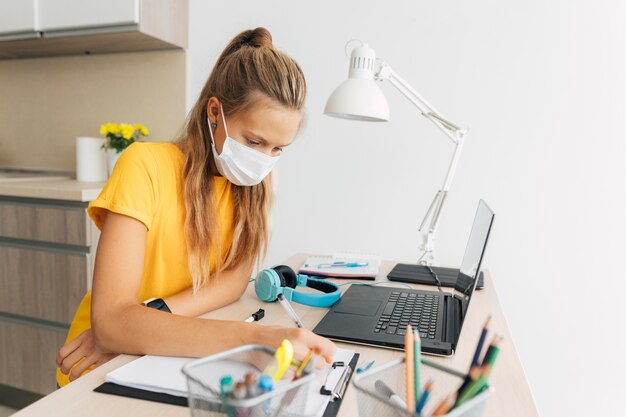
[255, 266, 341, 308]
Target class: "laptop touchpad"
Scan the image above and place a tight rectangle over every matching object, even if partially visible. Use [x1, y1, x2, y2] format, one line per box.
[333, 300, 381, 316]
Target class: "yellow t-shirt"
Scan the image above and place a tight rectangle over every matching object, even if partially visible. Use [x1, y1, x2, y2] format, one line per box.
[56, 142, 234, 387]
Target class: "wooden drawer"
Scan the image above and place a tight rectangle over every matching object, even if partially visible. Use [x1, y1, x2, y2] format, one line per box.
[0, 319, 67, 394]
[0, 198, 91, 246]
[0, 245, 90, 324]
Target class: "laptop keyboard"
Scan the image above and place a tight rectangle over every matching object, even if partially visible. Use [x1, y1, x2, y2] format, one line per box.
[374, 291, 439, 339]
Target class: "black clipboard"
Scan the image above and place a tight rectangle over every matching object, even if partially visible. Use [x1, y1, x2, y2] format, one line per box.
[94, 382, 187, 406]
[322, 352, 359, 417]
[94, 352, 360, 417]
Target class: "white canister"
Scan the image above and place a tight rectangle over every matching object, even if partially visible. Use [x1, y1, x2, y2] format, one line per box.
[75, 136, 107, 182]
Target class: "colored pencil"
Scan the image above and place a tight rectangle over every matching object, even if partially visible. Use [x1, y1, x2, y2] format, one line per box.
[471, 315, 491, 367]
[456, 375, 488, 406]
[405, 324, 415, 411]
[416, 379, 433, 414]
[456, 335, 502, 407]
[294, 348, 314, 379]
[431, 392, 456, 416]
[456, 327, 496, 398]
[413, 328, 422, 405]
[479, 336, 502, 378]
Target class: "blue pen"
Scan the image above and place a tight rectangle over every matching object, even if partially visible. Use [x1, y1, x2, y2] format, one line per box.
[356, 360, 375, 373]
[316, 261, 368, 268]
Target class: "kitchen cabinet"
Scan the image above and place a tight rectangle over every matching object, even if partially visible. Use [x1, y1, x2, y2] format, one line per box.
[0, 0, 40, 40]
[0, 196, 99, 394]
[0, 0, 187, 59]
[37, 0, 139, 33]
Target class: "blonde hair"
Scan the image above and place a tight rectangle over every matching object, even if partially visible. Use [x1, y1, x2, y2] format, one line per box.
[176, 27, 307, 291]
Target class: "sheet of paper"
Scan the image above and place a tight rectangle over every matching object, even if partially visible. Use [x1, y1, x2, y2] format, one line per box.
[104, 347, 356, 415]
[105, 355, 192, 397]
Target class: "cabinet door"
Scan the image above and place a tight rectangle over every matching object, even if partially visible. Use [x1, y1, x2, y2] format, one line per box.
[0, 319, 67, 394]
[0, 0, 38, 37]
[0, 245, 90, 324]
[0, 200, 91, 246]
[37, 0, 139, 32]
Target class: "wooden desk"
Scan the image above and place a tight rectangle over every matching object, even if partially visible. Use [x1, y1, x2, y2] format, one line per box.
[13, 254, 539, 417]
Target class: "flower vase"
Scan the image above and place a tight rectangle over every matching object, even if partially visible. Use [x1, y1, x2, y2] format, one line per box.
[106, 148, 122, 177]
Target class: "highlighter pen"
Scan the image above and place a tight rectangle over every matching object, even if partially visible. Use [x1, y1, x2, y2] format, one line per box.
[277, 293, 304, 328]
[374, 380, 407, 410]
[219, 375, 234, 397]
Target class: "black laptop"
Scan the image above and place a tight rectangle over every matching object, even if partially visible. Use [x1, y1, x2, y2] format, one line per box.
[313, 199, 495, 356]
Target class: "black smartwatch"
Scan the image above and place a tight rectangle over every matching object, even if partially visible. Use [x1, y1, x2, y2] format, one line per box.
[142, 298, 171, 313]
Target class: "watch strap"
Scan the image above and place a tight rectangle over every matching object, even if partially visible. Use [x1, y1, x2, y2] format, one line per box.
[142, 298, 171, 313]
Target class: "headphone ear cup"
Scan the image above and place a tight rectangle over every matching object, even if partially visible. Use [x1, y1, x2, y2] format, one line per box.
[273, 265, 298, 289]
[255, 268, 282, 302]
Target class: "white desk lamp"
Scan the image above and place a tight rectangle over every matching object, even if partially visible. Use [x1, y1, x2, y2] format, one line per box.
[324, 40, 467, 266]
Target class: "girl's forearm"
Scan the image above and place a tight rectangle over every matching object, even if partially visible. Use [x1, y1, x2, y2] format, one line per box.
[93, 304, 265, 357]
[163, 266, 252, 317]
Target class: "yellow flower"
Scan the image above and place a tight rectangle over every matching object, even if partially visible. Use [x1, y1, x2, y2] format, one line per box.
[134, 123, 150, 136]
[100, 122, 120, 136]
[120, 123, 134, 140]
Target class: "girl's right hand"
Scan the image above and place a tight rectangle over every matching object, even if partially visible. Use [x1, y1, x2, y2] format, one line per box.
[56, 328, 118, 381]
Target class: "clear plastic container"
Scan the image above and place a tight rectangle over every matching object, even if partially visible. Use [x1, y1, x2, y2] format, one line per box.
[352, 357, 494, 417]
[182, 344, 327, 417]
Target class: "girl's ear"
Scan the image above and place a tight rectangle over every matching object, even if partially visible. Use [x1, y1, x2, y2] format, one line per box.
[206, 97, 221, 121]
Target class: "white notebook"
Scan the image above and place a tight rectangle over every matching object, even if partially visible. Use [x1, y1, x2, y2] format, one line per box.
[104, 348, 356, 416]
[299, 253, 380, 278]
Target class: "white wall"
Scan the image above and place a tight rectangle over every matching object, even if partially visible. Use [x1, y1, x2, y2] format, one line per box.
[187, 1, 626, 415]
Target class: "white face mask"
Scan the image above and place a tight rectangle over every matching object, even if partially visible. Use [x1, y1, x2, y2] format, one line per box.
[207, 104, 280, 186]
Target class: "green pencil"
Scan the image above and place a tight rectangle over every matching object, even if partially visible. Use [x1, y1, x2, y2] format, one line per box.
[456, 336, 501, 407]
[414, 328, 422, 405]
[456, 375, 489, 405]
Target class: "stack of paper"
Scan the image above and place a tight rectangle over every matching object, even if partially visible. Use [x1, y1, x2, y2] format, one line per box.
[299, 253, 380, 278]
[102, 348, 356, 417]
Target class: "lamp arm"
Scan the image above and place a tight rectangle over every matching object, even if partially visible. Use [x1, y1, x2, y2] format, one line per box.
[417, 139, 464, 264]
[377, 63, 465, 145]
[375, 61, 467, 265]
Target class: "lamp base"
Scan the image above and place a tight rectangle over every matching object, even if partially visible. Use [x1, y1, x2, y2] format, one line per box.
[387, 263, 485, 290]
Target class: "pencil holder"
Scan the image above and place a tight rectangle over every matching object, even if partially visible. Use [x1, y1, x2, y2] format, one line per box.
[352, 358, 493, 417]
[182, 344, 327, 417]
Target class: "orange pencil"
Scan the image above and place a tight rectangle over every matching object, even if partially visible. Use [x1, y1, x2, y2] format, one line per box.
[405, 324, 415, 411]
[432, 392, 456, 416]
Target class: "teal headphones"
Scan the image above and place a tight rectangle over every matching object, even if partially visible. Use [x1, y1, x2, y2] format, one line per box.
[255, 265, 341, 308]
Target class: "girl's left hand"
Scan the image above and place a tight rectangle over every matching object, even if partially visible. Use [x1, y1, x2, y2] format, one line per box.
[56, 328, 118, 381]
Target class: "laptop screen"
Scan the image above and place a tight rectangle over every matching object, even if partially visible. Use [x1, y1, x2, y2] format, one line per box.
[454, 200, 495, 316]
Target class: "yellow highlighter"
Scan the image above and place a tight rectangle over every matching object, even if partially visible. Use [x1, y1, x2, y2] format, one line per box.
[264, 339, 294, 382]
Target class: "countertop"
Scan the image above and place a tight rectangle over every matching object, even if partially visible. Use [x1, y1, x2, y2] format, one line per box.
[0, 178, 104, 202]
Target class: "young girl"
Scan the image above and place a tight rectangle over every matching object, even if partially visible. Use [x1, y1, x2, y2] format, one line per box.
[56, 27, 336, 387]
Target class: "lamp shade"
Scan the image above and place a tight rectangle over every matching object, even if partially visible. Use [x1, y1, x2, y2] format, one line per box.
[324, 43, 390, 122]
